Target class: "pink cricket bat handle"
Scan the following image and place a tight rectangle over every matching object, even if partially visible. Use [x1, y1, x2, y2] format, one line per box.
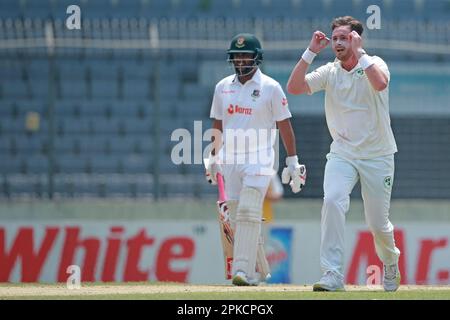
[216, 173, 227, 202]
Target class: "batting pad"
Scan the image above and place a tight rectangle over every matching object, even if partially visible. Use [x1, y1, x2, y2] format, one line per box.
[228, 199, 270, 280]
[256, 235, 271, 280]
[232, 187, 263, 279]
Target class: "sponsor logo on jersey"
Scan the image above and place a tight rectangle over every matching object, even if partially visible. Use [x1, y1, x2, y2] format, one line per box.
[356, 68, 365, 77]
[228, 104, 252, 115]
[251, 89, 260, 99]
[384, 176, 392, 188]
[281, 98, 288, 106]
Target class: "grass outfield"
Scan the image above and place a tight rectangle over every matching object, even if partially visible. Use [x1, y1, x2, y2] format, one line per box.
[1, 282, 450, 300]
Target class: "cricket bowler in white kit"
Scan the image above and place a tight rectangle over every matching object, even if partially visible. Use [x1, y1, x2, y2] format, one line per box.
[287, 16, 401, 292]
[205, 33, 307, 286]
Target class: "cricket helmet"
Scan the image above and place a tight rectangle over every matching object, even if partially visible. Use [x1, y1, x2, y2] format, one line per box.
[227, 33, 263, 65]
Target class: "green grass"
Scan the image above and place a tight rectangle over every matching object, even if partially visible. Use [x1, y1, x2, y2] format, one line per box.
[4, 291, 450, 300]
[1, 282, 450, 300]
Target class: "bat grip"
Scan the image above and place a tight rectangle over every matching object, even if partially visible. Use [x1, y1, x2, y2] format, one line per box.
[216, 173, 227, 202]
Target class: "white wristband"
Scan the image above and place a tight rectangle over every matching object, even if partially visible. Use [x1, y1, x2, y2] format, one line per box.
[301, 48, 317, 65]
[358, 54, 374, 70]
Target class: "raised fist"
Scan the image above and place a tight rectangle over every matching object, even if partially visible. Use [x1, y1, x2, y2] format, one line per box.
[309, 31, 330, 54]
[348, 31, 363, 57]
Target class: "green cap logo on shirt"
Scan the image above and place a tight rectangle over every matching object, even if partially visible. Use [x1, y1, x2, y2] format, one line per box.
[384, 176, 392, 189]
[356, 68, 364, 76]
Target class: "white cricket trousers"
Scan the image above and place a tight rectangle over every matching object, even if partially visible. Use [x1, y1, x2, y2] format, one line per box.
[222, 163, 272, 278]
[222, 163, 272, 202]
[320, 153, 400, 279]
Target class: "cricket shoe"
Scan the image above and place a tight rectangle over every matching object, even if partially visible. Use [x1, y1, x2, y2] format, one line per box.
[232, 271, 259, 286]
[313, 270, 345, 292]
[262, 272, 272, 283]
[254, 272, 271, 284]
[383, 263, 401, 292]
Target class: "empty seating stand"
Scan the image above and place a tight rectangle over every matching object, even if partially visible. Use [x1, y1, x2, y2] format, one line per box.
[0, 0, 449, 199]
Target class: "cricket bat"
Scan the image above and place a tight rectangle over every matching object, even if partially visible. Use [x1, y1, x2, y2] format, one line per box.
[216, 172, 234, 280]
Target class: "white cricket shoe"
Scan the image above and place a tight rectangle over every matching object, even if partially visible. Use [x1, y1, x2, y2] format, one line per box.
[313, 270, 345, 292]
[254, 272, 271, 284]
[263, 273, 272, 283]
[383, 263, 401, 292]
[232, 271, 259, 286]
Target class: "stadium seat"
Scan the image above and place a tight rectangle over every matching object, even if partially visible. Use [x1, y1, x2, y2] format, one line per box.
[91, 155, 121, 174]
[26, 154, 49, 174]
[123, 79, 150, 100]
[1, 80, 29, 99]
[60, 80, 88, 99]
[0, 155, 26, 174]
[122, 154, 152, 174]
[0, 102, 17, 117]
[13, 134, 46, 154]
[121, 118, 153, 135]
[30, 81, 50, 99]
[79, 101, 109, 117]
[0, 2, 449, 199]
[57, 155, 90, 174]
[91, 80, 119, 99]
[110, 136, 142, 154]
[57, 118, 93, 135]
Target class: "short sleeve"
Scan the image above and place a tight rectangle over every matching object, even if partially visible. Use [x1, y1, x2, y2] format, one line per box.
[271, 83, 292, 122]
[305, 63, 332, 95]
[372, 56, 390, 82]
[209, 84, 223, 120]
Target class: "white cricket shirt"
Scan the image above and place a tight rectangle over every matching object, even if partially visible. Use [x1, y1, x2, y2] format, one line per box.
[210, 68, 292, 165]
[306, 56, 398, 159]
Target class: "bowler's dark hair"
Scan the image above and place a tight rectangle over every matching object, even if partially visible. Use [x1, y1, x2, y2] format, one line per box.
[331, 16, 363, 35]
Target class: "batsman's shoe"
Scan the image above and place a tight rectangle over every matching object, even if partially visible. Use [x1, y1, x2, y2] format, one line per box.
[263, 273, 272, 283]
[383, 263, 401, 292]
[232, 271, 259, 286]
[253, 272, 271, 285]
[313, 271, 345, 292]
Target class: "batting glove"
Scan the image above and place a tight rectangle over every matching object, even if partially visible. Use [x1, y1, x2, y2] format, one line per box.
[205, 153, 223, 185]
[281, 155, 306, 193]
